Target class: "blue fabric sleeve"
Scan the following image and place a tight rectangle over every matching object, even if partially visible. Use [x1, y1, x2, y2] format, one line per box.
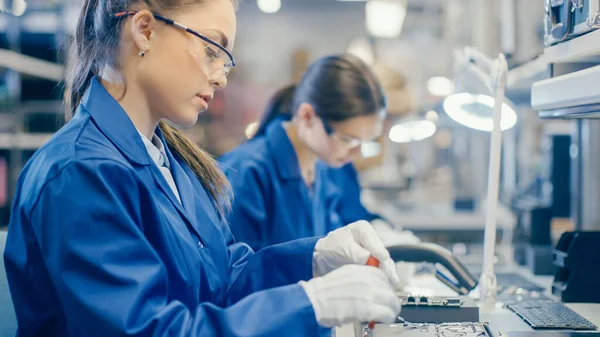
[224, 235, 318, 305]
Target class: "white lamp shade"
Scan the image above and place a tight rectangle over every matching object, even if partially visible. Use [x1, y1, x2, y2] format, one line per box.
[443, 93, 517, 132]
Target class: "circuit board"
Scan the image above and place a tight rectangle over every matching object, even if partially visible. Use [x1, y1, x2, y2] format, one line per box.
[364, 322, 496, 337]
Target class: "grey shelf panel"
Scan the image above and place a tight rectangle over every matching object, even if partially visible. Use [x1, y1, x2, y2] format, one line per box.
[1, 100, 63, 115]
[0, 133, 53, 150]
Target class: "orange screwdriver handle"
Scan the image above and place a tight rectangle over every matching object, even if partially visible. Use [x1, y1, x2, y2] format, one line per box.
[366, 256, 380, 330]
[366, 256, 380, 268]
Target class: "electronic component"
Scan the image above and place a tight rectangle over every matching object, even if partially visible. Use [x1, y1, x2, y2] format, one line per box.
[396, 296, 479, 323]
[399, 296, 465, 307]
[506, 299, 598, 330]
[359, 322, 497, 337]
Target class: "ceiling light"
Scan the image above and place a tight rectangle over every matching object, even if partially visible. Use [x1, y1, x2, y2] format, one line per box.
[443, 93, 517, 132]
[11, 0, 27, 16]
[389, 119, 437, 143]
[257, 0, 280, 13]
[365, 0, 406, 38]
[425, 110, 439, 123]
[427, 76, 454, 97]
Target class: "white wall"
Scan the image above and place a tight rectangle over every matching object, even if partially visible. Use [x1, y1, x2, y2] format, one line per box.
[234, 4, 368, 87]
[234, 2, 454, 105]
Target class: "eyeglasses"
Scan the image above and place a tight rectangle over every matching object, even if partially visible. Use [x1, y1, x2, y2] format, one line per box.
[321, 118, 371, 149]
[114, 11, 236, 80]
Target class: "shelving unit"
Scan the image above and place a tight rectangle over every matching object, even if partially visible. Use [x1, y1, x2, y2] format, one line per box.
[0, 133, 54, 150]
[531, 28, 600, 232]
[532, 65, 600, 113]
[544, 29, 600, 64]
[0, 8, 67, 227]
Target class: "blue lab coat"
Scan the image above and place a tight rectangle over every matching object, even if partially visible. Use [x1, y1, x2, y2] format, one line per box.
[318, 162, 381, 224]
[3, 78, 324, 337]
[220, 121, 345, 251]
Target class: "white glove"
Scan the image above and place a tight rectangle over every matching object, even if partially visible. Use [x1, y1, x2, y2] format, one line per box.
[300, 264, 401, 328]
[313, 220, 400, 286]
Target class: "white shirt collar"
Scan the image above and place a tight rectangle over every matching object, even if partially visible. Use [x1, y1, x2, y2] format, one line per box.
[138, 131, 170, 168]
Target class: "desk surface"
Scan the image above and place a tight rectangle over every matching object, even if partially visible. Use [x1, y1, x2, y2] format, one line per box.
[369, 203, 517, 231]
[335, 267, 600, 337]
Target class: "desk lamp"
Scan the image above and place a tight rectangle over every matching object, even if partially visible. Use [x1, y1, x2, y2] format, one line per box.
[448, 47, 510, 309]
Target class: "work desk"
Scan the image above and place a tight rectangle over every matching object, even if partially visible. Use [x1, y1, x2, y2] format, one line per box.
[365, 203, 517, 232]
[335, 267, 600, 336]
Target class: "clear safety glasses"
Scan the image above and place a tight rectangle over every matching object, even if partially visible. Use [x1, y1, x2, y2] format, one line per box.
[114, 11, 236, 80]
[322, 118, 370, 149]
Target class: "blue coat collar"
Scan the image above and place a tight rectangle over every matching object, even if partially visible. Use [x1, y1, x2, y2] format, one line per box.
[80, 77, 150, 166]
[80, 77, 205, 243]
[265, 121, 302, 181]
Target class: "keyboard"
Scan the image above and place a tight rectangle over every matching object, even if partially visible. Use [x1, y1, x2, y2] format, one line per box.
[495, 273, 545, 292]
[506, 299, 598, 330]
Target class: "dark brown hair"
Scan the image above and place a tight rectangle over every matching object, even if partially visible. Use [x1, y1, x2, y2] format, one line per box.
[255, 54, 387, 136]
[64, 0, 238, 217]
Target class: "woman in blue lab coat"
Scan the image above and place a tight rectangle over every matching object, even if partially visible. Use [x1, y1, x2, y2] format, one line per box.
[2, 1, 404, 336]
[220, 55, 387, 252]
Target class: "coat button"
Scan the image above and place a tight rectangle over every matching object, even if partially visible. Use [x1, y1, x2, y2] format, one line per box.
[198, 241, 204, 248]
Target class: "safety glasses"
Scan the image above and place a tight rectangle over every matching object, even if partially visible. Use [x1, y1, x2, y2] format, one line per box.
[321, 118, 369, 149]
[114, 11, 236, 80]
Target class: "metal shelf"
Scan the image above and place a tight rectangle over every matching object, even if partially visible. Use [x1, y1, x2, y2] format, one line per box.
[0, 133, 53, 150]
[532, 65, 600, 118]
[5, 100, 63, 115]
[544, 29, 600, 64]
[0, 49, 64, 81]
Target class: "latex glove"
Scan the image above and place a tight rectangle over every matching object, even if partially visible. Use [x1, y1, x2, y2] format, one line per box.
[300, 264, 401, 328]
[371, 218, 421, 289]
[313, 220, 400, 286]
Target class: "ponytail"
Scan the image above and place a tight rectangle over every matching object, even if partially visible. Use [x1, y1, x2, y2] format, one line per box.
[254, 84, 296, 137]
[64, 0, 100, 121]
[159, 122, 231, 218]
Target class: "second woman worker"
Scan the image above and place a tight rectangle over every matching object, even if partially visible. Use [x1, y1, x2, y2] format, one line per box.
[220, 54, 387, 251]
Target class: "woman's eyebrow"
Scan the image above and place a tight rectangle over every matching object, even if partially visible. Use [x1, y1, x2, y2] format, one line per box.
[203, 29, 229, 49]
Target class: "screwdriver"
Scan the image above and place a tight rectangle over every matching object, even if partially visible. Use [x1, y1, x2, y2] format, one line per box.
[365, 256, 380, 330]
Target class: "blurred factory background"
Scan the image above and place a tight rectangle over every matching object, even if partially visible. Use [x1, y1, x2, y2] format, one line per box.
[0, 0, 577, 259]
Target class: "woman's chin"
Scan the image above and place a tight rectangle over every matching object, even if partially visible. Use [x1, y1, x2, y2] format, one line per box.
[168, 114, 199, 128]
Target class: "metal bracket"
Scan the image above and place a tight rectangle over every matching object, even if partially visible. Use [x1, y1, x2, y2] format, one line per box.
[587, 11, 600, 28]
[547, 0, 573, 40]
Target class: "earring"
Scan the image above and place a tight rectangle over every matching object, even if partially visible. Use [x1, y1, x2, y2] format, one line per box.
[139, 50, 146, 57]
